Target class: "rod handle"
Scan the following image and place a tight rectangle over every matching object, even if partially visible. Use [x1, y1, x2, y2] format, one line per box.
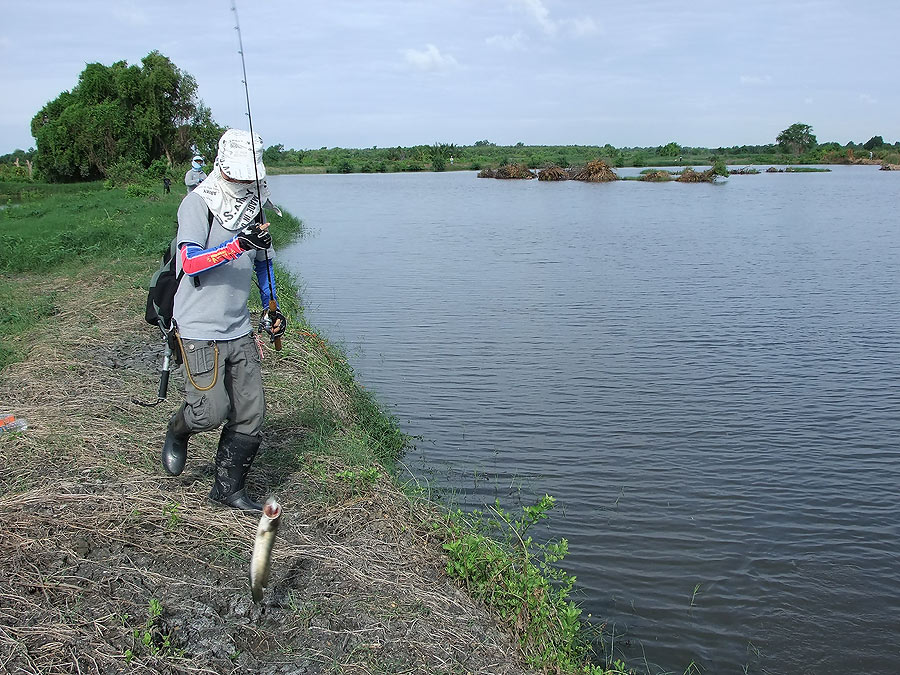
[269, 299, 282, 351]
[157, 369, 170, 400]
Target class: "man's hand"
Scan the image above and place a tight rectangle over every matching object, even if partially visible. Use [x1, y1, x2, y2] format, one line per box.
[259, 307, 287, 341]
[237, 222, 272, 251]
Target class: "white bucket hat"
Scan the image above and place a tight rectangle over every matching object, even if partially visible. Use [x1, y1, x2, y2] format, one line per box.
[217, 128, 266, 181]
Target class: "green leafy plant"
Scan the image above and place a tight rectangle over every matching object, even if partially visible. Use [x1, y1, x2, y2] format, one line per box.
[336, 466, 381, 488]
[163, 502, 181, 530]
[125, 597, 181, 662]
[443, 495, 610, 673]
[125, 183, 156, 199]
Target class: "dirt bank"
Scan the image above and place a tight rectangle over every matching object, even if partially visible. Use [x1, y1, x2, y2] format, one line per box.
[0, 271, 538, 675]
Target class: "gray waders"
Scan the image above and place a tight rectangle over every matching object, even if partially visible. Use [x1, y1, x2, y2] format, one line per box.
[160, 334, 265, 513]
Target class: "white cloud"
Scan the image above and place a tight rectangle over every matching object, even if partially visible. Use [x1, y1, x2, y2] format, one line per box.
[739, 74, 772, 86]
[486, 32, 526, 51]
[508, 0, 598, 38]
[858, 93, 877, 104]
[403, 44, 458, 72]
[513, 0, 556, 35]
[564, 17, 600, 37]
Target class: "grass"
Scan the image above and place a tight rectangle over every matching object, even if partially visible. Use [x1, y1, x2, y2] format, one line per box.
[0, 182, 303, 370]
[690, 583, 702, 607]
[0, 282, 60, 369]
[0, 179, 107, 201]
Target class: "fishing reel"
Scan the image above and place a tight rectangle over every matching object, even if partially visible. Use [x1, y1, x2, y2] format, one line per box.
[258, 307, 287, 342]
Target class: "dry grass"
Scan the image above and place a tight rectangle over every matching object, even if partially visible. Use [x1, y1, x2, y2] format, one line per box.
[0, 270, 538, 675]
[675, 168, 716, 183]
[537, 166, 569, 182]
[571, 161, 618, 183]
[478, 165, 535, 180]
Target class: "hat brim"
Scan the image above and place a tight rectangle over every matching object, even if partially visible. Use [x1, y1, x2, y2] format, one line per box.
[220, 161, 267, 182]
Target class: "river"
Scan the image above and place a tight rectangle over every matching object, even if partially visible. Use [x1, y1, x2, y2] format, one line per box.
[271, 165, 900, 674]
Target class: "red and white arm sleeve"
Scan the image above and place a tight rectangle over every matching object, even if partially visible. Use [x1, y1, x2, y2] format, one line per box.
[179, 238, 244, 276]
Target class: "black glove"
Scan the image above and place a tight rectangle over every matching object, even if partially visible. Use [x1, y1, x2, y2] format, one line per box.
[236, 223, 272, 251]
[259, 308, 287, 341]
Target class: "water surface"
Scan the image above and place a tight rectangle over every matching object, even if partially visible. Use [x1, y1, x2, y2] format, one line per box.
[272, 166, 900, 674]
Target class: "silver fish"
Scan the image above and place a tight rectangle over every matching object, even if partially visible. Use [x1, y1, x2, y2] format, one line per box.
[250, 498, 282, 603]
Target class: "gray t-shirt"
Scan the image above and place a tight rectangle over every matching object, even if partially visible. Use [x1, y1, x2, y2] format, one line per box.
[184, 168, 207, 191]
[173, 192, 274, 341]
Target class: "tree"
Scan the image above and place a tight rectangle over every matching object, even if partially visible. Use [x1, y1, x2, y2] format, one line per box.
[263, 144, 285, 164]
[657, 141, 681, 157]
[429, 142, 457, 160]
[863, 135, 884, 150]
[31, 51, 223, 182]
[776, 123, 817, 155]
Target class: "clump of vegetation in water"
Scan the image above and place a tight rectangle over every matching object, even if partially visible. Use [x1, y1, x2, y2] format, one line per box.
[571, 160, 618, 182]
[674, 163, 731, 183]
[711, 157, 729, 177]
[639, 170, 674, 182]
[538, 164, 569, 181]
[478, 163, 535, 179]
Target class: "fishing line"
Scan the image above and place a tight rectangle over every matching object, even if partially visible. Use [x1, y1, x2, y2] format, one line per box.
[231, 0, 281, 350]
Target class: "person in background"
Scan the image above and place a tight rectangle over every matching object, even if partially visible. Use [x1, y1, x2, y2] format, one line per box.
[161, 129, 286, 512]
[163, 176, 171, 194]
[184, 154, 207, 192]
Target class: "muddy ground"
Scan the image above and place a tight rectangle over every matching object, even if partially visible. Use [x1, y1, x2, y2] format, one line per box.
[0, 274, 538, 674]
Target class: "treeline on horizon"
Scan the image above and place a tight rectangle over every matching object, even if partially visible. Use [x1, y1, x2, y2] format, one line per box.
[258, 133, 900, 175]
[5, 134, 898, 184]
[1, 49, 897, 183]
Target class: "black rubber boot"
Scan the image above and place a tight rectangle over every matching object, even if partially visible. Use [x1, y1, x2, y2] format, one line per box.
[161, 407, 192, 476]
[209, 428, 263, 513]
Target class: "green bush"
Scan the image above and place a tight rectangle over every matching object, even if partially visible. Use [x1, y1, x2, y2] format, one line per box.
[126, 183, 156, 199]
[711, 157, 728, 177]
[333, 159, 353, 174]
[0, 164, 31, 182]
[106, 159, 146, 187]
[443, 496, 606, 674]
[145, 159, 170, 180]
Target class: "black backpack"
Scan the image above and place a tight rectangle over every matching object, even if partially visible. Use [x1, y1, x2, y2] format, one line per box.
[144, 208, 214, 332]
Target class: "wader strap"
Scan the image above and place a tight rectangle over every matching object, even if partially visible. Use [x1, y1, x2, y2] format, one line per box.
[176, 331, 220, 392]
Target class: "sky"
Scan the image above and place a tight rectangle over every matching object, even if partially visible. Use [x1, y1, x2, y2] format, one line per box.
[1, 0, 898, 152]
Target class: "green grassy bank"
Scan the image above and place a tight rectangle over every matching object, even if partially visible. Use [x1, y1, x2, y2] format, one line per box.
[1, 182, 627, 674]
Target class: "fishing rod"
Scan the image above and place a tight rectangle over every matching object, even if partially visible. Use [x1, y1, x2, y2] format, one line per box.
[231, 0, 282, 351]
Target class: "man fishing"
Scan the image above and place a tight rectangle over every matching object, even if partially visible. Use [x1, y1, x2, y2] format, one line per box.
[184, 154, 207, 192]
[160, 128, 286, 513]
